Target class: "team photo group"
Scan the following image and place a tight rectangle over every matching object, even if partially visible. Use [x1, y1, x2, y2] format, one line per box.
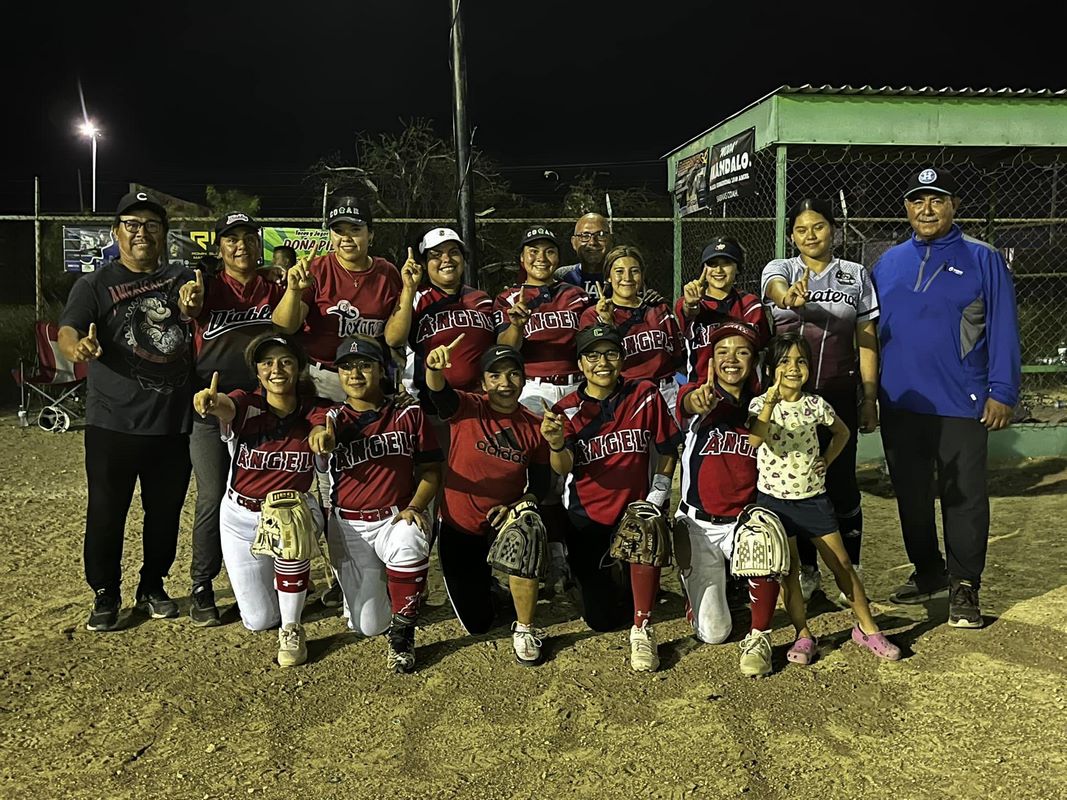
[57, 164, 1020, 679]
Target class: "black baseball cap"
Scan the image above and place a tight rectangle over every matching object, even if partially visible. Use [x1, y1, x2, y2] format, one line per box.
[700, 237, 744, 268]
[115, 190, 168, 223]
[480, 345, 524, 373]
[246, 334, 307, 373]
[215, 211, 260, 237]
[904, 167, 959, 199]
[519, 225, 560, 249]
[576, 324, 623, 356]
[335, 337, 385, 366]
[326, 195, 373, 228]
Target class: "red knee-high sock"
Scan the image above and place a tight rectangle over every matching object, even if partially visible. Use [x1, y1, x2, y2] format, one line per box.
[386, 560, 429, 619]
[630, 564, 661, 628]
[748, 576, 780, 632]
[275, 559, 311, 628]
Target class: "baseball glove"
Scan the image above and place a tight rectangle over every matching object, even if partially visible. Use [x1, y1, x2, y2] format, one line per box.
[252, 490, 319, 561]
[610, 501, 672, 567]
[487, 500, 547, 579]
[730, 504, 790, 577]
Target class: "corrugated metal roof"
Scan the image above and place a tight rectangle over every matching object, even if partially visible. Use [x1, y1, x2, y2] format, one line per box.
[665, 85, 1067, 158]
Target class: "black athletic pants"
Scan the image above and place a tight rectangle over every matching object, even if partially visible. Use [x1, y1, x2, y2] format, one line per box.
[880, 408, 990, 587]
[438, 522, 498, 634]
[565, 515, 631, 632]
[83, 425, 192, 597]
[797, 384, 864, 568]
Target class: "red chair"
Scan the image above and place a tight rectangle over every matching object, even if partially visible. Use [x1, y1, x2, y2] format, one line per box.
[12, 322, 89, 432]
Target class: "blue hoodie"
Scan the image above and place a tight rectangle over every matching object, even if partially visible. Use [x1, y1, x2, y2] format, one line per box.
[872, 225, 1020, 419]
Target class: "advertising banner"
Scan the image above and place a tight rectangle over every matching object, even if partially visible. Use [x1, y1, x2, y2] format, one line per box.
[706, 128, 756, 205]
[674, 149, 710, 216]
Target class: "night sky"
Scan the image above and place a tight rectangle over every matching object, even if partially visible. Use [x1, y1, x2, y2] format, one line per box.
[5, 2, 1065, 215]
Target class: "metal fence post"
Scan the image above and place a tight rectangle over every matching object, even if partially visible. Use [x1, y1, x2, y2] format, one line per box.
[775, 145, 788, 259]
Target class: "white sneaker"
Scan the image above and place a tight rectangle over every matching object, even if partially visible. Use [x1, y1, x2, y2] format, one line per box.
[277, 623, 307, 667]
[629, 623, 660, 672]
[738, 629, 772, 678]
[835, 564, 862, 608]
[799, 565, 821, 602]
[512, 622, 544, 666]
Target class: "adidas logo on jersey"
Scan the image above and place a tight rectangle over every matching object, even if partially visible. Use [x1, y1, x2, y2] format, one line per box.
[476, 428, 528, 464]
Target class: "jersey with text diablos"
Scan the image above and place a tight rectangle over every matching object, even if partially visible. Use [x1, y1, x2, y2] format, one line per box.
[761, 257, 878, 392]
[300, 254, 402, 365]
[411, 284, 495, 393]
[556, 379, 682, 527]
[312, 401, 442, 511]
[225, 391, 329, 500]
[193, 272, 284, 392]
[677, 385, 757, 518]
[440, 390, 550, 536]
[493, 283, 591, 378]
[674, 289, 770, 383]
[580, 302, 682, 383]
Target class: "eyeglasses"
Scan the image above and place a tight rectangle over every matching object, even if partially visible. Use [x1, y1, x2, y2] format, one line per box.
[581, 350, 623, 363]
[119, 219, 164, 234]
[574, 231, 610, 243]
[337, 360, 378, 373]
[906, 196, 951, 209]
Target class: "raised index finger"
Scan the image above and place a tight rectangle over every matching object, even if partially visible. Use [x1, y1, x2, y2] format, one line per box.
[87, 322, 97, 342]
[326, 414, 335, 436]
[446, 333, 465, 351]
[209, 371, 219, 394]
[305, 241, 320, 263]
[195, 268, 203, 287]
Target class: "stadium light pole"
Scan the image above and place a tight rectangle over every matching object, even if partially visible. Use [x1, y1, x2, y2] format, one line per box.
[78, 121, 100, 213]
[449, 0, 478, 285]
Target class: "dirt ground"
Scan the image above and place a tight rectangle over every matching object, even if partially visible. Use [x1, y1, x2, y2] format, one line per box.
[1, 416, 1065, 800]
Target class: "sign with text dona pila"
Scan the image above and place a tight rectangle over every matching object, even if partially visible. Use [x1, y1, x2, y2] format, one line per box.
[706, 127, 756, 205]
[262, 227, 333, 263]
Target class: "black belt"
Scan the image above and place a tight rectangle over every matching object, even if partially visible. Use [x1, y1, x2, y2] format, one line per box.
[679, 502, 736, 525]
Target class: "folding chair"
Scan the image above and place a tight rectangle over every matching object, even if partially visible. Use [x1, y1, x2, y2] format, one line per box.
[12, 322, 89, 432]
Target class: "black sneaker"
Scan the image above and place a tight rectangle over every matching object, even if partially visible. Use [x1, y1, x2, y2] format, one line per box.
[321, 582, 343, 609]
[948, 578, 983, 628]
[889, 572, 949, 604]
[86, 589, 121, 632]
[190, 583, 220, 627]
[136, 586, 179, 619]
[385, 613, 417, 674]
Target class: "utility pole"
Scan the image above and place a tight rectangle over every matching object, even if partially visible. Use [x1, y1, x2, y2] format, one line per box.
[449, 0, 478, 285]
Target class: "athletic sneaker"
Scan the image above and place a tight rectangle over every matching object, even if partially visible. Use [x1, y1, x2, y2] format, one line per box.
[189, 583, 220, 627]
[277, 623, 307, 667]
[386, 613, 417, 674]
[889, 572, 949, 604]
[738, 629, 772, 678]
[629, 623, 660, 672]
[948, 578, 983, 628]
[320, 582, 343, 609]
[135, 587, 179, 619]
[799, 565, 821, 602]
[86, 589, 121, 632]
[512, 622, 545, 666]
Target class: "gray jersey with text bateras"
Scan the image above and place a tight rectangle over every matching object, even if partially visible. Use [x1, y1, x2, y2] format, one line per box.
[761, 257, 878, 391]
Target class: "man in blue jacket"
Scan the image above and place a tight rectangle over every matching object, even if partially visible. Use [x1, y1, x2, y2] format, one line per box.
[872, 167, 1020, 629]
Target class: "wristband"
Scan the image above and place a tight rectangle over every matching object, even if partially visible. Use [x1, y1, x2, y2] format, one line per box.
[550, 444, 567, 453]
[427, 365, 441, 372]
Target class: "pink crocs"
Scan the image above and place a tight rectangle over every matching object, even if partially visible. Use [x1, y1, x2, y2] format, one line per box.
[786, 636, 818, 665]
[852, 627, 902, 661]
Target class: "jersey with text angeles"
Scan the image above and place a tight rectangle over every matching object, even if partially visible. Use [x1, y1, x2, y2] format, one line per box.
[677, 384, 757, 518]
[674, 289, 771, 383]
[300, 254, 402, 365]
[313, 400, 442, 511]
[224, 391, 329, 501]
[410, 284, 495, 394]
[493, 283, 591, 378]
[193, 272, 284, 393]
[555, 379, 682, 527]
[761, 257, 878, 392]
[580, 302, 682, 383]
[437, 389, 550, 536]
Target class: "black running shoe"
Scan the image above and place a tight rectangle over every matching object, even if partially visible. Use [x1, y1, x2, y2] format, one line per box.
[386, 613, 417, 674]
[136, 586, 179, 619]
[86, 589, 121, 632]
[948, 578, 983, 628]
[889, 572, 949, 604]
[190, 583, 221, 627]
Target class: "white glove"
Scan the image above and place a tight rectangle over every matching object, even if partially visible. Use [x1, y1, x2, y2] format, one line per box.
[645, 473, 672, 508]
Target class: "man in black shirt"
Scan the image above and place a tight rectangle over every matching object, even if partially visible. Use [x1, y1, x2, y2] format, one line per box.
[59, 190, 195, 631]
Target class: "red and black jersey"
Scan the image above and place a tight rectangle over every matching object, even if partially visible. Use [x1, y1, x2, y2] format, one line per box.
[311, 400, 442, 511]
[225, 391, 329, 500]
[580, 302, 682, 383]
[676, 384, 757, 518]
[410, 284, 495, 394]
[433, 387, 550, 536]
[674, 289, 771, 383]
[555, 379, 682, 527]
[193, 271, 284, 392]
[493, 282, 591, 378]
[300, 254, 402, 365]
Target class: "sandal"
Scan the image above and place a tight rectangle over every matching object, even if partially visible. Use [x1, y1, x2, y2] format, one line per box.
[786, 636, 817, 665]
[852, 627, 902, 661]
